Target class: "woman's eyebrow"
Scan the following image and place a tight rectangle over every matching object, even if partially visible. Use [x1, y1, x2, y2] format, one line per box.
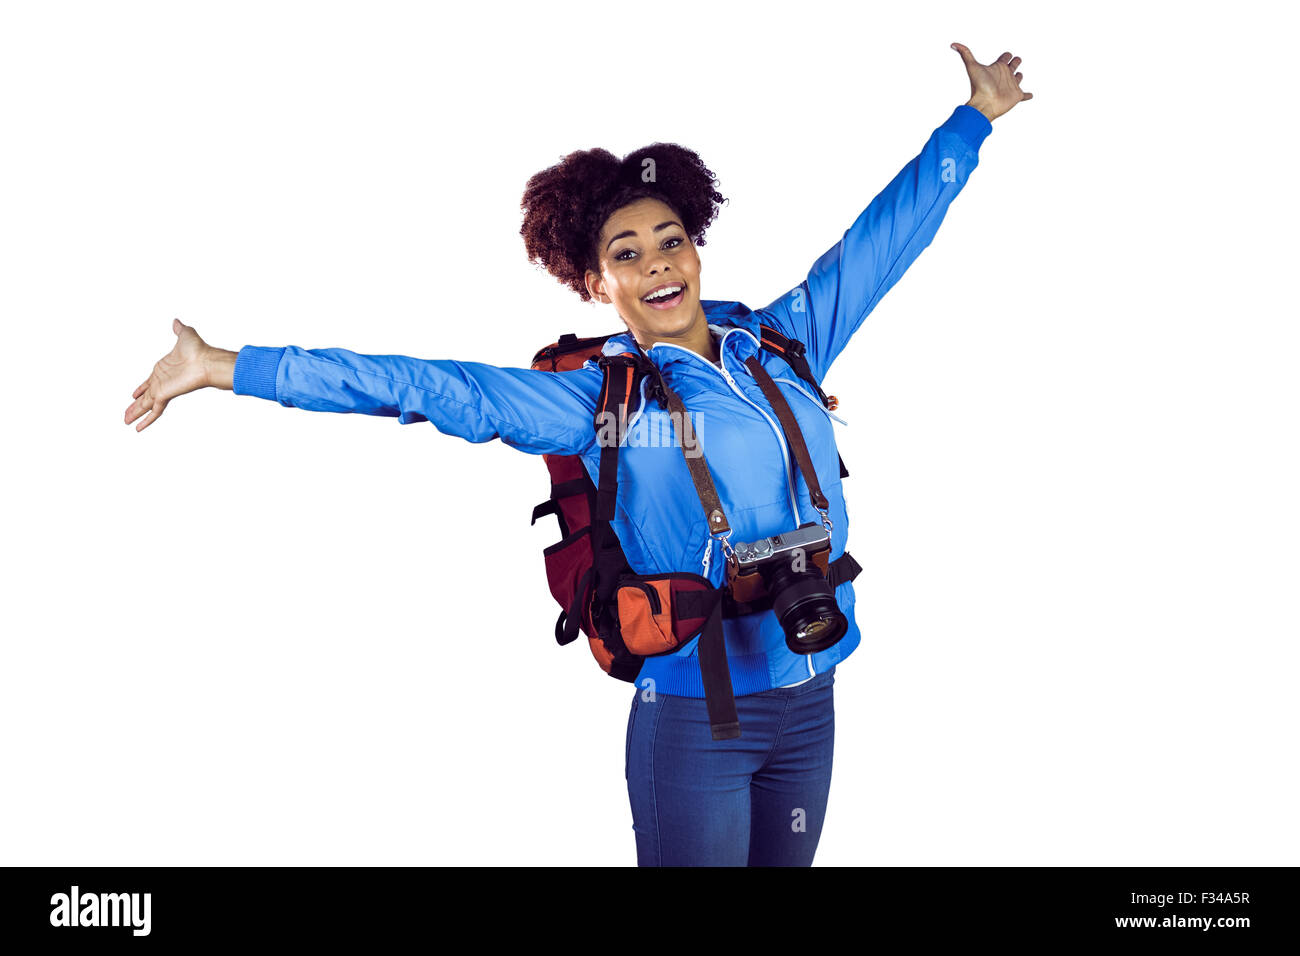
[605, 220, 684, 251]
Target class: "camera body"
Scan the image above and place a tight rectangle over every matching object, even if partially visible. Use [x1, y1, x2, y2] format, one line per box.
[725, 522, 848, 654]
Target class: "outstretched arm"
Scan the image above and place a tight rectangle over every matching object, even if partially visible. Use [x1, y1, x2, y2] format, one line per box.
[126, 319, 603, 457]
[756, 43, 1031, 382]
[228, 344, 603, 456]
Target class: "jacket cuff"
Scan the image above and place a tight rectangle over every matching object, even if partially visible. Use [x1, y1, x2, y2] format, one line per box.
[232, 346, 284, 401]
[946, 103, 993, 152]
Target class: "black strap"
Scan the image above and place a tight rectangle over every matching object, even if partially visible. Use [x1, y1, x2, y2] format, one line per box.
[592, 358, 636, 613]
[550, 477, 591, 499]
[558, 566, 594, 645]
[532, 476, 593, 536]
[696, 592, 740, 740]
[558, 356, 640, 649]
[692, 548, 861, 739]
[530, 498, 558, 526]
[829, 550, 863, 587]
[676, 551, 862, 620]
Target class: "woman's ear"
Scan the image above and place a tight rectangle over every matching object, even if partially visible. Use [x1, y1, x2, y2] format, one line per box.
[585, 269, 610, 304]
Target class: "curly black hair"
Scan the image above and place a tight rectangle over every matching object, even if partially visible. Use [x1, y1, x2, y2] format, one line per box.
[520, 142, 727, 303]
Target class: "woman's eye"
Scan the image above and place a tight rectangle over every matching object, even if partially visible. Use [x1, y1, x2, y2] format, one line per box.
[615, 237, 684, 262]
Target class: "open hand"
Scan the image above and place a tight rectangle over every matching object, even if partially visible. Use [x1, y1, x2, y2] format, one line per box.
[124, 318, 216, 432]
[951, 43, 1033, 122]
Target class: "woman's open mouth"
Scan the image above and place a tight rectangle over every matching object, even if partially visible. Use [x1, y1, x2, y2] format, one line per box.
[642, 282, 685, 310]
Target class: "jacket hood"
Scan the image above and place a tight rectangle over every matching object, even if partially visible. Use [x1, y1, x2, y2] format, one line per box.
[596, 299, 763, 369]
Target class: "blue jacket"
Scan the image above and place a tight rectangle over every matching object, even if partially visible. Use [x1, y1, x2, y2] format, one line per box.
[232, 103, 993, 696]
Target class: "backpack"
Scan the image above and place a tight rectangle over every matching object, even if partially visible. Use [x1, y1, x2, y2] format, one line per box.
[529, 323, 861, 739]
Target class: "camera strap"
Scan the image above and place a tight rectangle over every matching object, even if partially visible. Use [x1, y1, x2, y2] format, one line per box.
[630, 337, 833, 538]
[628, 340, 733, 538]
[743, 356, 831, 516]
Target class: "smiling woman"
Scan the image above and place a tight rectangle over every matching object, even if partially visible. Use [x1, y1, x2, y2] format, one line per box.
[520, 142, 725, 362]
[591, 198, 715, 360]
[124, 41, 1032, 868]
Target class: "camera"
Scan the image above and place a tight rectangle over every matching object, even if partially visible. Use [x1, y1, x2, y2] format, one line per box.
[724, 522, 848, 654]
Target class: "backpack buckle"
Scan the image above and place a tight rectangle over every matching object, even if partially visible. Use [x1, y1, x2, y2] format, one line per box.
[596, 352, 642, 371]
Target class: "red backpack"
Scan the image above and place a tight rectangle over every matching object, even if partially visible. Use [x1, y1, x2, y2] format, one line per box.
[528, 324, 860, 739]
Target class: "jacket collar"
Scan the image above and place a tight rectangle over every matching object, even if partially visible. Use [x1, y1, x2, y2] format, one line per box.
[598, 299, 761, 370]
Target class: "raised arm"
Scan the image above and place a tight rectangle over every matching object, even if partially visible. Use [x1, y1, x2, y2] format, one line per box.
[755, 104, 991, 381]
[126, 319, 603, 457]
[756, 43, 1030, 382]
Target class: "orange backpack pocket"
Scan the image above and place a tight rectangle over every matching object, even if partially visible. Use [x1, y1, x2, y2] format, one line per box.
[614, 573, 718, 657]
[617, 579, 676, 655]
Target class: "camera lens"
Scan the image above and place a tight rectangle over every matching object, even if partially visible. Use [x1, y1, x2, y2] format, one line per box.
[767, 562, 848, 655]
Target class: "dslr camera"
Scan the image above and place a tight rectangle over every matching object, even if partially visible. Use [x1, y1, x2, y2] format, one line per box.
[724, 522, 848, 654]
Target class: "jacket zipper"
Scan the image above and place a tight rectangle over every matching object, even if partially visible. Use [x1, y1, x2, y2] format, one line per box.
[649, 327, 803, 527]
[648, 327, 807, 603]
[707, 330, 817, 680]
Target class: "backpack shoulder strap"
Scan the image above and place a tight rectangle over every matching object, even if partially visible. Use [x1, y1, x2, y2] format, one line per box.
[581, 353, 643, 631]
[756, 324, 832, 409]
[551, 351, 643, 649]
[756, 323, 850, 480]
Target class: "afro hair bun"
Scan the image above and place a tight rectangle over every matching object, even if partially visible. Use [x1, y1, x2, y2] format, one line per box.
[520, 142, 726, 302]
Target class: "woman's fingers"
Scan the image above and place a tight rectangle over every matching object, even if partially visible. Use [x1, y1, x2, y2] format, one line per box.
[125, 388, 150, 425]
[135, 395, 166, 432]
[126, 372, 164, 426]
[1009, 56, 1021, 72]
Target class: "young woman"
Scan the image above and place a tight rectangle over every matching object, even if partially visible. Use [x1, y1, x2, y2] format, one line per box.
[125, 43, 1030, 866]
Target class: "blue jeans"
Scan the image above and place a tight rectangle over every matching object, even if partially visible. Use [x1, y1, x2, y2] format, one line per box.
[624, 665, 836, 866]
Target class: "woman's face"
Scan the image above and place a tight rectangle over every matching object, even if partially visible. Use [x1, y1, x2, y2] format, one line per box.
[585, 197, 706, 348]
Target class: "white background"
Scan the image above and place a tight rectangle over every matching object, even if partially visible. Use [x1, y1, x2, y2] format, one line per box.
[3, 0, 1296, 866]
